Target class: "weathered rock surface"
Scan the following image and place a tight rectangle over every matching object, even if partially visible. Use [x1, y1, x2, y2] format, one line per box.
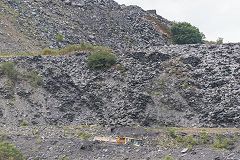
[0, 0, 171, 53]
[0, 1, 240, 159]
[0, 43, 239, 128]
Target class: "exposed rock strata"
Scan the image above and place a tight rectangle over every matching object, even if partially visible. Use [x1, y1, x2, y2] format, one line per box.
[0, 43, 239, 128]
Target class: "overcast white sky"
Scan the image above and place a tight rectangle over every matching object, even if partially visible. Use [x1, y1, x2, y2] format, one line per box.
[115, 0, 240, 43]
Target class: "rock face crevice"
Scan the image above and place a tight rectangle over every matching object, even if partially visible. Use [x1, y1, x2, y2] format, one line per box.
[0, 43, 239, 128]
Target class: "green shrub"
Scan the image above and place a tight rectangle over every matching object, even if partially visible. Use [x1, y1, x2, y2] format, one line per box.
[20, 120, 28, 126]
[0, 141, 24, 160]
[170, 22, 204, 44]
[165, 127, 177, 138]
[56, 32, 64, 42]
[1, 62, 20, 81]
[25, 71, 43, 88]
[87, 51, 117, 68]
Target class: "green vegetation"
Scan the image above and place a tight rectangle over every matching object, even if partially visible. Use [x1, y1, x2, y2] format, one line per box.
[80, 125, 89, 129]
[87, 51, 117, 69]
[0, 134, 8, 141]
[0, 141, 24, 160]
[25, 71, 43, 88]
[204, 37, 224, 45]
[213, 133, 231, 150]
[170, 22, 204, 44]
[20, 120, 28, 126]
[41, 48, 59, 56]
[164, 128, 239, 151]
[56, 41, 111, 55]
[233, 135, 239, 142]
[216, 37, 223, 44]
[200, 130, 209, 144]
[32, 129, 40, 135]
[165, 155, 174, 160]
[36, 137, 41, 144]
[77, 132, 91, 140]
[174, 134, 198, 150]
[58, 155, 69, 160]
[0, 41, 111, 57]
[165, 127, 199, 150]
[8, 100, 15, 106]
[56, 32, 64, 42]
[1, 62, 43, 88]
[165, 127, 177, 138]
[58, 155, 64, 160]
[1, 62, 20, 81]
[183, 82, 189, 88]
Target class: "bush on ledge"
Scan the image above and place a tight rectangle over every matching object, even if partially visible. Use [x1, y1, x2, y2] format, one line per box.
[87, 51, 117, 69]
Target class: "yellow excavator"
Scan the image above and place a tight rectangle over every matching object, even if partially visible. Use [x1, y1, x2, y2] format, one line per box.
[94, 137, 142, 146]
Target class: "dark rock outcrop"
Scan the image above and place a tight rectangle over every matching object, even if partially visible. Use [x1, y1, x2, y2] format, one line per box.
[0, 43, 239, 128]
[0, 0, 172, 53]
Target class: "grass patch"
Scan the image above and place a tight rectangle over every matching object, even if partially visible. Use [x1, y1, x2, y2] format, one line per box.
[164, 155, 174, 160]
[47, 41, 111, 56]
[77, 132, 91, 140]
[213, 133, 231, 150]
[36, 137, 41, 144]
[200, 130, 209, 144]
[41, 48, 59, 56]
[0, 141, 24, 160]
[0, 41, 111, 57]
[165, 127, 198, 150]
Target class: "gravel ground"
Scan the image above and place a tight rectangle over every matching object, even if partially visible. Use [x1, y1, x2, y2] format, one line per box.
[1, 126, 240, 160]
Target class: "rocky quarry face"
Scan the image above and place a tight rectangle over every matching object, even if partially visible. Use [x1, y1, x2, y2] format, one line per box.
[0, 0, 240, 159]
[0, 43, 239, 128]
[0, 0, 171, 53]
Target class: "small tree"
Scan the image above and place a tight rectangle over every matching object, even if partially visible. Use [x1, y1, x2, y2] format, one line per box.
[87, 51, 117, 69]
[171, 22, 203, 44]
